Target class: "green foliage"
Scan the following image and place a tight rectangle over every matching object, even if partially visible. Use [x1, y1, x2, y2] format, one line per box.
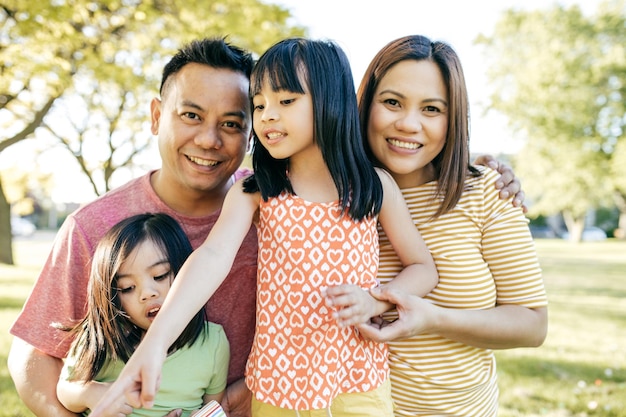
[0, 0, 306, 261]
[0, 0, 306, 190]
[476, 1, 626, 239]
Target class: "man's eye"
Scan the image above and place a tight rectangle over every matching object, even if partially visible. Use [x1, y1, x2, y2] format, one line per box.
[183, 112, 200, 120]
[223, 121, 242, 129]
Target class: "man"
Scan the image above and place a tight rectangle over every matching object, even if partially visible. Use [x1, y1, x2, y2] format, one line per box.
[9, 38, 257, 417]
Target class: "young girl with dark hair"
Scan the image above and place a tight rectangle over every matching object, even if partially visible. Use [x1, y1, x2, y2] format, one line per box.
[57, 213, 229, 416]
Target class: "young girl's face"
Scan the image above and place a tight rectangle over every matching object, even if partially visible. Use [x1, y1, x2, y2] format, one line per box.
[252, 77, 316, 161]
[367, 59, 449, 189]
[114, 239, 173, 331]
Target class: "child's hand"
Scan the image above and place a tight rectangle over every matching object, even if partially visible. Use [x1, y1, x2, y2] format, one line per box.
[324, 284, 378, 327]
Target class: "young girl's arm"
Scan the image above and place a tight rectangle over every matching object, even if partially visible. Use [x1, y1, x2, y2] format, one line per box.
[57, 378, 120, 414]
[90, 180, 259, 415]
[326, 169, 438, 326]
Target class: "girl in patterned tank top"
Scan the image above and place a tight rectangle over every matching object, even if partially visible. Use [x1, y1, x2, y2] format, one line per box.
[90, 38, 438, 417]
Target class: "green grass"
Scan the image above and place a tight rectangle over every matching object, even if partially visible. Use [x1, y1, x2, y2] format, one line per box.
[1, 235, 625, 416]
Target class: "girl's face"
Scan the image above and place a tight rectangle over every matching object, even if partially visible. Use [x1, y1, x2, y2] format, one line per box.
[115, 239, 173, 331]
[252, 78, 316, 162]
[367, 59, 449, 189]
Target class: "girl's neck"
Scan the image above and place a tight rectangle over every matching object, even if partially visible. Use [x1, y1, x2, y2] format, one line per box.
[287, 154, 338, 203]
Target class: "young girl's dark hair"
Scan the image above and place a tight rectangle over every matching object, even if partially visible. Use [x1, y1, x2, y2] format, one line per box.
[65, 213, 206, 381]
[243, 38, 383, 221]
[357, 35, 481, 218]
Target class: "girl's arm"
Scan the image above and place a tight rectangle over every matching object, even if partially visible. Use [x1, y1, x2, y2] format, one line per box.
[57, 379, 115, 413]
[90, 180, 259, 416]
[326, 169, 438, 326]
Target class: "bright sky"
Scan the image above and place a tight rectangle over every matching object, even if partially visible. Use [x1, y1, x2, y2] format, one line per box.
[2, 0, 597, 205]
[275, 0, 596, 154]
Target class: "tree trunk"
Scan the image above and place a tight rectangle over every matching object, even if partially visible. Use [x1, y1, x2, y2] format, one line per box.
[0, 177, 15, 265]
[613, 191, 626, 240]
[562, 210, 585, 243]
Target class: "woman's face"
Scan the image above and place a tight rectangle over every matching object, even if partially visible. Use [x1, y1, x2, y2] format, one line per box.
[367, 59, 449, 189]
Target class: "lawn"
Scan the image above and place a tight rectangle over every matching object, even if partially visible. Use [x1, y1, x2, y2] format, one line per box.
[1, 234, 625, 417]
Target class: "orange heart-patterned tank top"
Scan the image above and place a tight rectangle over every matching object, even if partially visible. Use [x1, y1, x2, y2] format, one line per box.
[245, 192, 389, 410]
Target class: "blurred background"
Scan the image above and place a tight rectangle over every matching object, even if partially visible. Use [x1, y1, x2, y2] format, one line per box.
[1, 0, 625, 265]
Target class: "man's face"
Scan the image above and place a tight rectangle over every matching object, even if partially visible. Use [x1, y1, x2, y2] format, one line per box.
[151, 63, 251, 196]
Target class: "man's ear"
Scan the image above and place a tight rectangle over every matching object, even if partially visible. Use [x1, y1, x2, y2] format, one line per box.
[246, 132, 253, 152]
[150, 97, 162, 134]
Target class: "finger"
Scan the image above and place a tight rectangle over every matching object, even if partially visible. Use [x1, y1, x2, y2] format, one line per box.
[121, 402, 134, 415]
[495, 168, 513, 190]
[355, 321, 396, 342]
[368, 286, 403, 305]
[323, 284, 355, 298]
[512, 190, 526, 208]
[472, 154, 495, 168]
[139, 368, 158, 408]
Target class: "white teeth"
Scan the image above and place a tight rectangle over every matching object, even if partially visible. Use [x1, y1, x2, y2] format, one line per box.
[188, 156, 218, 166]
[388, 138, 421, 150]
[267, 132, 284, 140]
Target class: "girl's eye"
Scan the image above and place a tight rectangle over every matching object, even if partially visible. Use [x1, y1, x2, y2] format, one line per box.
[154, 271, 172, 282]
[253, 104, 264, 111]
[424, 105, 440, 113]
[116, 285, 134, 294]
[383, 98, 400, 107]
[280, 98, 295, 105]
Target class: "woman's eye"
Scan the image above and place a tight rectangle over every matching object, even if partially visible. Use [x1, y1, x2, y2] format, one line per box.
[383, 98, 399, 107]
[424, 106, 440, 113]
[280, 98, 295, 105]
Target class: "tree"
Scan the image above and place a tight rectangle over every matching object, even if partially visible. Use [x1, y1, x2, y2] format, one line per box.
[476, 0, 626, 242]
[0, 0, 306, 264]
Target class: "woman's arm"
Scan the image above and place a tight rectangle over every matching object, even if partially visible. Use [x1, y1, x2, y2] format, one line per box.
[357, 287, 547, 348]
[90, 180, 259, 416]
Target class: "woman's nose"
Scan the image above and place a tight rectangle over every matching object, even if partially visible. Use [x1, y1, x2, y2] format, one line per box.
[395, 110, 422, 133]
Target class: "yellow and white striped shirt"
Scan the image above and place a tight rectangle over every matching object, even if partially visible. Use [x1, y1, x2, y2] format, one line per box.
[377, 166, 547, 416]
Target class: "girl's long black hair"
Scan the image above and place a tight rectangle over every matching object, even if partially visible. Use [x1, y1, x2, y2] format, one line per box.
[243, 38, 383, 221]
[64, 213, 206, 381]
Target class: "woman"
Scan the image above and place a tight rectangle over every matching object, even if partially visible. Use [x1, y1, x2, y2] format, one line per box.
[354, 35, 548, 416]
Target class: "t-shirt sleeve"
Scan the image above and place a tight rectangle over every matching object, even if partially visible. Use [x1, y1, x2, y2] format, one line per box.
[205, 323, 230, 395]
[480, 169, 547, 308]
[10, 215, 94, 358]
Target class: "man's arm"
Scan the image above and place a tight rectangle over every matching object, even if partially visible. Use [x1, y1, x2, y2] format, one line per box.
[8, 337, 79, 417]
